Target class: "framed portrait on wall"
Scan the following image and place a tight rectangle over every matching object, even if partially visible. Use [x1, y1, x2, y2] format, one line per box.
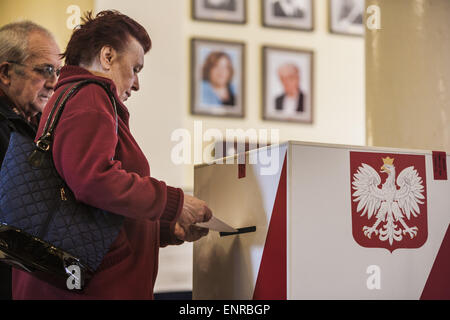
[191, 38, 245, 118]
[263, 46, 313, 124]
[262, 0, 314, 31]
[329, 0, 365, 36]
[192, 0, 247, 24]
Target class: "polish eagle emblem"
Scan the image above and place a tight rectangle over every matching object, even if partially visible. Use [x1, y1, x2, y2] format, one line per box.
[352, 156, 425, 246]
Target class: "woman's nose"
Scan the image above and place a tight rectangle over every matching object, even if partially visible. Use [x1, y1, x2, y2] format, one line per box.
[132, 75, 140, 91]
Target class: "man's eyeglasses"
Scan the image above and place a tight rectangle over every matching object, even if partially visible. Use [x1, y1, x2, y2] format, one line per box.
[7, 61, 61, 80]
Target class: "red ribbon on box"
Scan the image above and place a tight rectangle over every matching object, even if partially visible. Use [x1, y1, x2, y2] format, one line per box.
[432, 151, 447, 180]
[238, 164, 246, 179]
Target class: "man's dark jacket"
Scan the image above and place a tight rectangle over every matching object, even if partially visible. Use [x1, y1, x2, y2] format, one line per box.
[275, 92, 304, 113]
[0, 94, 39, 300]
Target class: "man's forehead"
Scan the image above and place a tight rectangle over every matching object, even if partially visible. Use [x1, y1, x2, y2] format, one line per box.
[26, 31, 61, 65]
[279, 63, 298, 72]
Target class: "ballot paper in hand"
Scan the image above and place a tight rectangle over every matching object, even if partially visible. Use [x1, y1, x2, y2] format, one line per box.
[196, 216, 238, 233]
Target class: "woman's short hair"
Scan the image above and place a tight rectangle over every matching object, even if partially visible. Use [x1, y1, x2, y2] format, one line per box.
[63, 10, 151, 66]
[202, 51, 234, 83]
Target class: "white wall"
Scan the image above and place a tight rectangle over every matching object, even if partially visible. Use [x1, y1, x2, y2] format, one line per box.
[95, 0, 365, 293]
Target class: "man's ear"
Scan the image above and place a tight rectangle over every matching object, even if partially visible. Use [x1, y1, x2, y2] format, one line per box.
[99, 46, 117, 71]
[0, 62, 12, 86]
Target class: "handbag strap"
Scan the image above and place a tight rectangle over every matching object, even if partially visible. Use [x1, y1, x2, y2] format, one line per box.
[36, 79, 118, 152]
[40, 82, 75, 136]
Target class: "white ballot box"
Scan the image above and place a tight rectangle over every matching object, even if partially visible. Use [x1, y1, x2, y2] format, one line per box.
[193, 141, 450, 300]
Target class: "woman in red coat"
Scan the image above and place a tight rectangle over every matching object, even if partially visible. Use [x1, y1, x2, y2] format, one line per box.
[12, 10, 212, 300]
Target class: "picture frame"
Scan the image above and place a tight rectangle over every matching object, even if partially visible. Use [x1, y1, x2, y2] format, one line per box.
[262, 0, 314, 31]
[329, 0, 365, 36]
[190, 38, 245, 118]
[192, 0, 247, 24]
[262, 46, 314, 124]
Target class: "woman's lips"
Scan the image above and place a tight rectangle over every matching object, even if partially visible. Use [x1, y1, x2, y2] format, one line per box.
[38, 95, 50, 102]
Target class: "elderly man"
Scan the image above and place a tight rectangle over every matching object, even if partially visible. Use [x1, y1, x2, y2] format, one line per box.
[0, 21, 61, 300]
[275, 63, 304, 114]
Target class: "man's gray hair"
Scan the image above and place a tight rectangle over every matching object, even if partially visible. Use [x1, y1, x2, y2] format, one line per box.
[0, 21, 55, 65]
[278, 62, 300, 77]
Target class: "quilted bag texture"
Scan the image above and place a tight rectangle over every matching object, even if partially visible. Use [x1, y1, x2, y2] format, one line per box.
[0, 80, 124, 280]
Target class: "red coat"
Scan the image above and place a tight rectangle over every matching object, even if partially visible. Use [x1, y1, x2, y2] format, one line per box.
[12, 66, 184, 300]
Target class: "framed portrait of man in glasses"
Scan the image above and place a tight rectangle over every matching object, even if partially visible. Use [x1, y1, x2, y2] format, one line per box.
[192, 0, 247, 24]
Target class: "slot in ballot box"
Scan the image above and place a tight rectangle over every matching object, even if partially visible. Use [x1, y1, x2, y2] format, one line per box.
[193, 141, 450, 300]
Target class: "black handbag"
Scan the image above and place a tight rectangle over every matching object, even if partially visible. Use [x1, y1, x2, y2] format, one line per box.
[0, 79, 124, 292]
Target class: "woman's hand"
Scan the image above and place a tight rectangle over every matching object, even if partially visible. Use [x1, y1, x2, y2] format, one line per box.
[174, 222, 209, 242]
[174, 194, 213, 242]
[179, 194, 212, 225]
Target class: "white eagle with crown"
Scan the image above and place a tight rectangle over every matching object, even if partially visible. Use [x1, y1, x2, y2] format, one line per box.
[352, 157, 425, 245]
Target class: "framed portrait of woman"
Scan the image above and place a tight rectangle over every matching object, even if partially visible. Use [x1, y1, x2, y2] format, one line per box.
[329, 0, 365, 36]
[262, 46, 314, 124]
[262, 0, 314, 31]
[192, 0, 247, 24]
[191, 38, 245, 118]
